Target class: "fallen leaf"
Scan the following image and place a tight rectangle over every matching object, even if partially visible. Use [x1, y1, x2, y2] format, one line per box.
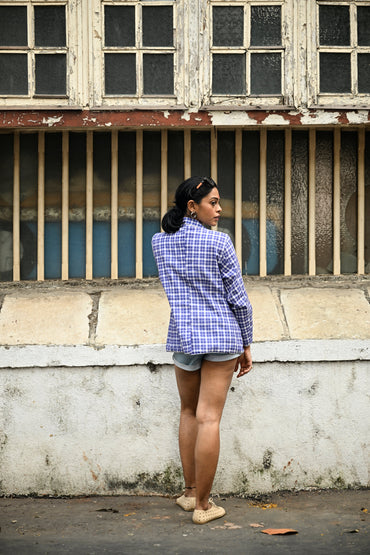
[250, 523, 264, 528]
[124, 512, 136, 517]
[361, 508, 368, 514]
[262, 528, 298, 535]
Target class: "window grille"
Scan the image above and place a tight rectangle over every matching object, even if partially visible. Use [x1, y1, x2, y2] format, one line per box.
[0, 128, 368, 282]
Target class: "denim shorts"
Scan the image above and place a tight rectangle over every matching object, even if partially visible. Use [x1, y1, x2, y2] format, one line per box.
[173, 352, 241, 372]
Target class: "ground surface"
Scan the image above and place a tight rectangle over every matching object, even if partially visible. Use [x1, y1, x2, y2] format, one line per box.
[0, 489, 369, 554]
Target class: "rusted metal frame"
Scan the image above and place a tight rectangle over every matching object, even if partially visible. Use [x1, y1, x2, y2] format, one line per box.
[357, 127, 365, 275]
[333, 127, 341, 275]
[284, 128, 292, 276]
[61, 131, 69, 280]
[259, 128, 267, 277]
[86, 130, 93, 280]
[37, 131, 45, 281]
[235, 129, 242, 267]
[136, 130, 143, 279]
[161, 129, 168, 228]
[13, 133, 20, 281]
[111, 130, 118, 279]
[184, 129, 191, 179]
[308, 128, 316, 275]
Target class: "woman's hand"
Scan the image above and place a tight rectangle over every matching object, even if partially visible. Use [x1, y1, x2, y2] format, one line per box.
[234, 346, 253, 378]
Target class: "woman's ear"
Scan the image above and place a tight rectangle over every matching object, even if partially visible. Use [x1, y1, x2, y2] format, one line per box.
[187, 199, 197, 214]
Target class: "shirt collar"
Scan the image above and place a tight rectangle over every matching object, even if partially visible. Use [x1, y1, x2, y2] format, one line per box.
[183, 216, 205, 229]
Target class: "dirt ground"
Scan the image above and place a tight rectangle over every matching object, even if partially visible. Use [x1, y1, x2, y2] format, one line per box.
[0, 489, 369, 554]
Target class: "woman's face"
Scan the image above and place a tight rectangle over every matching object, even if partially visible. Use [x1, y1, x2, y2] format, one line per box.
[192, 187, 222, 227]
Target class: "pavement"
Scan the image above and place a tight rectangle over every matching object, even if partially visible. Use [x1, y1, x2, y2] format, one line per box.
[0, 489, 369, 554]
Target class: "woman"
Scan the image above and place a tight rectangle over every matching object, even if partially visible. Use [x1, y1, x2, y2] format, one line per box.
[152, 176, 253, 524]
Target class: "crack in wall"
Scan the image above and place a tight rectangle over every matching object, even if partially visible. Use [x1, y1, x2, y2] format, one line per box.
[88, 292, 102, 345]
[0, 294, 5, 314]
[275, 288, 291, 340]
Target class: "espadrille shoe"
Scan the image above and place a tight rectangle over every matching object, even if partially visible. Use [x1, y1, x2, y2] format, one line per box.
[176, 494, 196, 511]
[192, 500, 226, 524]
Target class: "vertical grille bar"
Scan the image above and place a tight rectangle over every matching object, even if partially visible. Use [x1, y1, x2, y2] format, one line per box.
[61, 131, 69, 280]
[161, 129, 168, 226]
[284, 128, 292, 276]
[259, 128, 267, 277]
[136, 130, 143, 279]
[86, 131, 93, 280]
[357, 127, 365, 275]
[184, 129, 191, 179]
[211, 128, 217, 183]
[333, 127, 341, 275]
[111, 130, 118, 279]
[13, 133, 20, 282]
[308, 128, 316, 275]
[37, 131, 45, 281]
[235, 129, 242, 266]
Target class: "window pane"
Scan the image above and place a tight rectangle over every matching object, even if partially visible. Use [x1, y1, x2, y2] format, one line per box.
[291, 131, 309, 275]
[35, 54, 66, 95]
[93, 133, 111, 278]
[35, 6, 66, 47]
[143, 54, 173, 94]
[105, 6, 135, 47]
[319, 5, 350, 46]
[0, 6, 27, 46]
[242, 131, 259, 275]
[212, 6, 244, 47]
[69, 133, 86, 279]
[0, 54, 28, 95]
[358, 7, 370, 46]
[44, 133, 62, 279]
[358, 54, 370, 94]
[20, 134, 38, 280]
[105, 53, 136, 95]
[118, 132, 136, 278]
[212, 54, 246, 95]
[316, 131, 333, 274]
[143, 6, 173, 47]
[0, 134, 14, 282]
[217, 131, 235, 243]
[143, 132, 161, 277]
[250, 5, 281, 46]
[191, 131, 210, 177]
[340, 132, 358, 274]
[266, 131, 284, 275]
[251, 53, 281, 95]
[320, 53, 351, 93]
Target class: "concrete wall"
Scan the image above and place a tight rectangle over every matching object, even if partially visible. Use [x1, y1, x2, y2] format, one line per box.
[0, 278, 369, 496]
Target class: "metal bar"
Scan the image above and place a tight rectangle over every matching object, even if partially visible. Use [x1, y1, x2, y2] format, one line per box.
[86, 131, 93, 280]
[259, 128, 267, 277]
[13, 133, 20, 281]
[308, 128, 316, 275]
[184, 129, 191, 180]
[284, 128, 292, 276]
[61, 131, 69, 280]
[357, 127, 365, 275]
[161, 129, 168, 227]
[211, 128, 217, 184]
[235, 129, 242, 267]
[111, 130, 118, 279]
[136, 130, 143, 279]
[333, 127, 341, 275]
[37, 131, 45, 281]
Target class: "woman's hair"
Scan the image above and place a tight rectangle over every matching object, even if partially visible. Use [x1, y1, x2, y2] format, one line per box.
[162, 176, 218, 233]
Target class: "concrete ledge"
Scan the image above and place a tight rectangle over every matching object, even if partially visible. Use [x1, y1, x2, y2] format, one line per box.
[0, 339, 369, 368]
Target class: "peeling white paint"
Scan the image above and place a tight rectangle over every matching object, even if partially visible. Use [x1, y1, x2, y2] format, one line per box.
[210, 111, 259, 126]
[262, 114, 289, 126]
[346, 111, 369, 124]
[42, 116, 63, 127]
[162, 111, 170, 119]
[180, 111, 191, 121]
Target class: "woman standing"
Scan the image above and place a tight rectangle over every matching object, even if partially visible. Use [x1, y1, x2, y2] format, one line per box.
[152, 176, 253, 524]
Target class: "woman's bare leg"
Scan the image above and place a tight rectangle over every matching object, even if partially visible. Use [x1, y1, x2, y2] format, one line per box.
[174, 366, 201, 495]
[194, 359, 235, 510]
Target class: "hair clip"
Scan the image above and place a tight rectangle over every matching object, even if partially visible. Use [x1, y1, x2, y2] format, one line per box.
[196, 181, 203, 189]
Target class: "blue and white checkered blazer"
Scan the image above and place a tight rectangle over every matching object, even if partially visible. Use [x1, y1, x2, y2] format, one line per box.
[152, 217, 253, 354]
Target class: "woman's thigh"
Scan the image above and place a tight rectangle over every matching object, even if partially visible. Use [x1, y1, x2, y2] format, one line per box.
[197, 359, 235, 422]
[175, 365, 201, 412]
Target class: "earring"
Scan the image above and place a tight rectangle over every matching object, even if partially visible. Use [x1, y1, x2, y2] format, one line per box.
[191, 211, 197, 219]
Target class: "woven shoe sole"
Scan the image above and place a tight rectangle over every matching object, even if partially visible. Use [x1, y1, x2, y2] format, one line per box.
[192, 501, 226, 524]
[176, 495, 196, 511]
